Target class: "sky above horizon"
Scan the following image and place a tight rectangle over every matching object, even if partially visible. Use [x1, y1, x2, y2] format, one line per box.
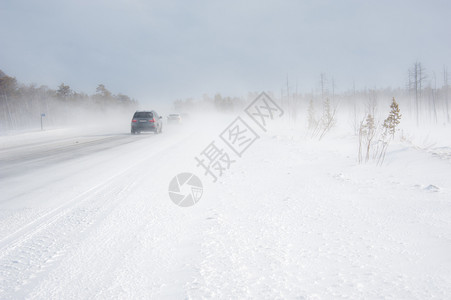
[1, 0, 450, 105]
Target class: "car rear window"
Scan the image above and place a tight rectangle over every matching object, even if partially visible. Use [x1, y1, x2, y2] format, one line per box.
[134, 112, 153, 118]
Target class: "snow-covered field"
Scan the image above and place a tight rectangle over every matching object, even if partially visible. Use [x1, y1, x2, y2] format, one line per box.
[0, 114, 450, 299]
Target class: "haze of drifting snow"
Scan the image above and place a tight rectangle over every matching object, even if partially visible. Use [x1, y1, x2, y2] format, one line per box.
[0, 111, 450, 299]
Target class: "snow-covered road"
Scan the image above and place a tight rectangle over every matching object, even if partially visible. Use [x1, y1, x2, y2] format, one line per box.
[0, 125, 204, 298]
[1, 122, 451, 299]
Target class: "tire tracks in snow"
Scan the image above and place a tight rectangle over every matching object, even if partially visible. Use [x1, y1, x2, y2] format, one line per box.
[0, 132, 193, 258]
[24, 133, 197, 299]
[0, 133, 195, 297]
[0, 134, 143, 179]
[0, 161, 137, 258]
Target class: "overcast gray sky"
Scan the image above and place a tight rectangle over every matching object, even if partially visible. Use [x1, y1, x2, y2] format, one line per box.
[1, 0, 450, 104]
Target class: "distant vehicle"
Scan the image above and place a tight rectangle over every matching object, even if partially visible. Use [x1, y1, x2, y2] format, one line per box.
[180, 113, 190, 120]
[167, 113, 182, 123]
[131, 110, 163, 134]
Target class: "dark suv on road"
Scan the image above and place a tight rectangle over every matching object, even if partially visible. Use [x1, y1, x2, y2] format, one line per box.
[131, 110, 163, 134]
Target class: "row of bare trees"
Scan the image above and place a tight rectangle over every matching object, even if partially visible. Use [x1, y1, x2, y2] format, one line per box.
[278, 63, 449, 131]
[407, 62, 450, 125]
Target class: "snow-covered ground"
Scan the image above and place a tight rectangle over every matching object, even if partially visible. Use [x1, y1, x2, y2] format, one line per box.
[0, 114, 450, 299]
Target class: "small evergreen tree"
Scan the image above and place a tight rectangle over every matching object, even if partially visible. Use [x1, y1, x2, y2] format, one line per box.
[363, 114, 376, 162]
[56, 83, 72, 99]
[0, 75, 18, 96]
[318, 98, 336, 140]
[375, 97, 402, 165]
[358, 113, 377, 164]
[95, 84, 112, 98]
[383, 97, 402, 138]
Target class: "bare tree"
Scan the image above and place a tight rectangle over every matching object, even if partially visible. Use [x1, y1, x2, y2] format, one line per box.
[286, 75, 295, 125]
[307, 99, 318, 130]
[367, 89, 378, 117]
[358, 114, 376, 164]
[430, 72, 438, 123]
[444, 66, 450, 123]
[319, 73, 328, 100]
[331, 77, 336, 101]
[409, 62, 427, 125]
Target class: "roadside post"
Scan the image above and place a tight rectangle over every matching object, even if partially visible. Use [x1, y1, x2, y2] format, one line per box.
[41, 113, 46, 131]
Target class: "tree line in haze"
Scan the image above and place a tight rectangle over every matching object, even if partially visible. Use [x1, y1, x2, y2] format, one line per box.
[173, 62, 450, 128]
[0, 69, 138, 132]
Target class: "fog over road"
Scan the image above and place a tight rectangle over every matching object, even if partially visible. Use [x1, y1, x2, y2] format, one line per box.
[1, 116, 450, 299]
[0, 122, 206, 205]
[0, 123, 209, 298]
[0, 133, 143, 179]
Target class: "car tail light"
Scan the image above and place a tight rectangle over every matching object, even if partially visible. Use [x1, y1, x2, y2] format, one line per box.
[132, 119, 137, 122]
[149, 118, 155, 122]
